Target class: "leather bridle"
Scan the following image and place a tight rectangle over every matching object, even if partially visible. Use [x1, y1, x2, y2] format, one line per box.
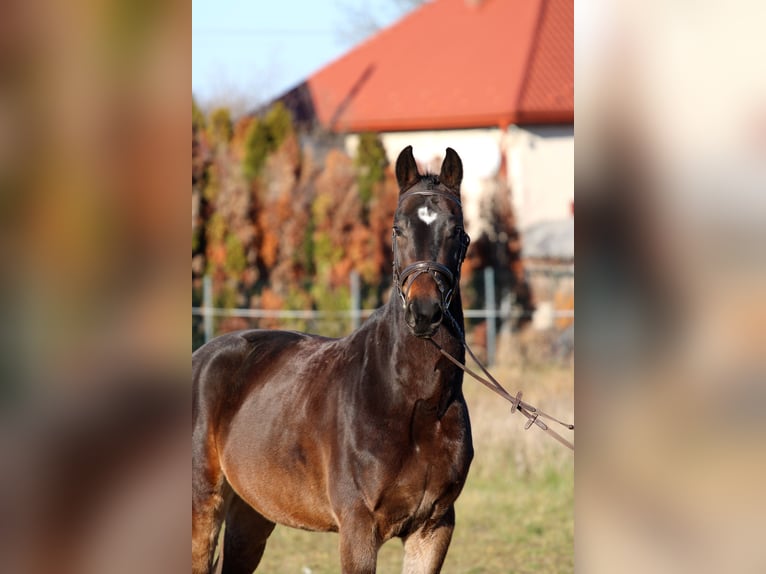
[392, 187, 470, 310]
[391, 185, 574, 451]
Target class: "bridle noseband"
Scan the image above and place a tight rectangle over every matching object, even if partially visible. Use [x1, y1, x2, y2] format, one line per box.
[392, 187, 470, 311]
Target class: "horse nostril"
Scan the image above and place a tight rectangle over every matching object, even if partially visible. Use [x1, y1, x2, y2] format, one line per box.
[430, 305, 443, 326]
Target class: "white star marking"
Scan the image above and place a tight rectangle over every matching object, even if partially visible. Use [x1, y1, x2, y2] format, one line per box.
[417, 206, 438, 225]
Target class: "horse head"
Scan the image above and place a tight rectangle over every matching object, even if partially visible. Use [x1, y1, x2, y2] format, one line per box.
[393, 146, 470, 338]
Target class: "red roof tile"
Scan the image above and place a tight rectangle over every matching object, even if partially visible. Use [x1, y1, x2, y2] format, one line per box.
[303, 0, 573, 132]
[517, 0, 574, 120]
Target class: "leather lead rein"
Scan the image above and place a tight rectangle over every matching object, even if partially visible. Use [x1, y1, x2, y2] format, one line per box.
[432, 311, 575, 452]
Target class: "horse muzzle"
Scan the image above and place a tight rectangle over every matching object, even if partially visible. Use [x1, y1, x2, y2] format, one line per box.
[404, 295, 444, 338]
[395, 261, 454, 338]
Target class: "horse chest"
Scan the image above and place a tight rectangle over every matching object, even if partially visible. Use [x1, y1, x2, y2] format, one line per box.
[353, 397, 472, 537]
[406, 402, 471, 489]
[401, 428, 466, 507]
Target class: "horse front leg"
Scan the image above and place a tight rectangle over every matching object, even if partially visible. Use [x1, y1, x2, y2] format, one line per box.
[338, 508, 381, 574]
[401, 506, 456, 574]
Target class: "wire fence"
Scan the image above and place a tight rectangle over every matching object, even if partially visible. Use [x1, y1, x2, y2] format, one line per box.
[192, 267, 574, 365]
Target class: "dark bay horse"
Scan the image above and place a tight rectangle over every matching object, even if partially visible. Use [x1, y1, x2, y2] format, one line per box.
[192, 146, 473, 573]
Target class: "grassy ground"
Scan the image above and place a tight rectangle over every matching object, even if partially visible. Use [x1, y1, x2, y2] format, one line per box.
[226, 363, 574, 573]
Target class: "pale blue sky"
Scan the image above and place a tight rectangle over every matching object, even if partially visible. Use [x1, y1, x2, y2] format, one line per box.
[192, 0, 407, 112]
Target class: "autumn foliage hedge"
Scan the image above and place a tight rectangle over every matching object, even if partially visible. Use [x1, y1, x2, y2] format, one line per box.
[192, 100, 532, 349]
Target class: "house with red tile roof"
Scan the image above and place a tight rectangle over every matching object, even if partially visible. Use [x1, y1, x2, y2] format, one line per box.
[276, 0, 573, 249]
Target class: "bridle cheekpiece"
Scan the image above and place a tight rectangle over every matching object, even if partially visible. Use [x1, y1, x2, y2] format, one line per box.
[392, 185, 470, 311]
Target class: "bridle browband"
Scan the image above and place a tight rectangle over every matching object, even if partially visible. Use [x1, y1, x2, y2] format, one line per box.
[392, 186, 470, 310]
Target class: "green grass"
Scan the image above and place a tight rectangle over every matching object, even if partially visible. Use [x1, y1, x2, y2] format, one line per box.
[225, 364, 574, 573]
[445, 466, 574, 573]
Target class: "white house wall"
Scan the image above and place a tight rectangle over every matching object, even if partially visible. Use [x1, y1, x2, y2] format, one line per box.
[503, 125, 574, 230]
[347, 129, 502, 239]
[345, 125, 574, 234]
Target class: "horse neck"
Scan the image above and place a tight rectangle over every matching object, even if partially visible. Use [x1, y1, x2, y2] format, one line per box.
[377, 289, 465, 397]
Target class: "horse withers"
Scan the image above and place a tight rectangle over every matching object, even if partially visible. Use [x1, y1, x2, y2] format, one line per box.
[192, 146, 474, 574]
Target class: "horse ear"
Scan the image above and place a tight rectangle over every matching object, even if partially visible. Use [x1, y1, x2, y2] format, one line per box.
[395, 145, 420, 191]
[439, 148, 463, 192]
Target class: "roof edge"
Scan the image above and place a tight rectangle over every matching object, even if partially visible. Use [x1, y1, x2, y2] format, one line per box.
[327, 110, 573, 133]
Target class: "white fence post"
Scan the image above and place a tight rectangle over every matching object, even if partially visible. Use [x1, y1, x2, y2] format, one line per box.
[484, 266, 496, 366]
[350, 271, 361, 331]
[203, 275, 214, 343]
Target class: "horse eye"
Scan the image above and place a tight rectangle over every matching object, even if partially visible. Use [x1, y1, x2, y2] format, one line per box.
[393, 226, 403, 237]
[452, 226, 464, 238]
